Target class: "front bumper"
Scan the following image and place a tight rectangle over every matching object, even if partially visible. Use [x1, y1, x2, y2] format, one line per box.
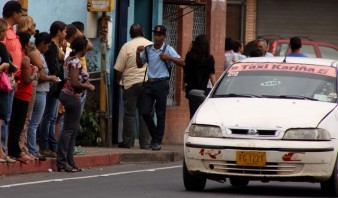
[184, 137, 337, 182]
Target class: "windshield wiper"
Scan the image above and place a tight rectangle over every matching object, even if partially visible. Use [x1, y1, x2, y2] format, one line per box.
[262, 95, 319, 101]
[213, 93, 262, 98]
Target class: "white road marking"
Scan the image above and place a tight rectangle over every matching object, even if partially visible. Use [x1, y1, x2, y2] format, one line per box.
[0, 165, 182, 188]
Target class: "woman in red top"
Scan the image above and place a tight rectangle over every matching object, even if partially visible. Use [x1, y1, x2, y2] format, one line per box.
[7, 32, 38, 163]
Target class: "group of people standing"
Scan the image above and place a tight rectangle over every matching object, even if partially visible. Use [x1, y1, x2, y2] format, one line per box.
[114, 22, 309, 152]
[0, 1, 95, 172]
[225, 36, 307, 66]
[114, 24, 215, 151]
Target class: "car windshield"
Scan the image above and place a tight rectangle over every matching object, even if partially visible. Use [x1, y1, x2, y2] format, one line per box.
[213, 62, 337, 103]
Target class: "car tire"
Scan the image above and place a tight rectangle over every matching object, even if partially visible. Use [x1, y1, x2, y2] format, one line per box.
[321, 157, 338, 197]
[230, 177, 249, 187]
[183, 160, 206, 191]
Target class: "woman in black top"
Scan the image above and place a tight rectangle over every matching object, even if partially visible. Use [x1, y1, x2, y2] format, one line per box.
[184, 34, 216, 119]
[39, 21, 66, 158]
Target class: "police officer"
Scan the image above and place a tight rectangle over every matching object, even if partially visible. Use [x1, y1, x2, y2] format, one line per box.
[136, 25, 184, 150]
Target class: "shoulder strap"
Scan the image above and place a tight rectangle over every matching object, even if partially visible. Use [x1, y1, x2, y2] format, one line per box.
[161, 44, 171, 78]
[144, 44, 152, 64]
[143, 45, 152, 86]
[142, 44, 171, 85]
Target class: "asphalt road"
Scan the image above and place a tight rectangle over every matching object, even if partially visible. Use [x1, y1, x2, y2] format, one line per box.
[0, 161, 326, 198]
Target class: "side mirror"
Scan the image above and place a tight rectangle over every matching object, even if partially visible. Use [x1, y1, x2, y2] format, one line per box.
[189, 89, 206, 103]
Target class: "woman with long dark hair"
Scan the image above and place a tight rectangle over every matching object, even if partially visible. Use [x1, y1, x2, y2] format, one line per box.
[27, 32, 58, 160]
[184, 34, 216, 119]
[57, 37, 95, 172]
[39, 21, 66, 159]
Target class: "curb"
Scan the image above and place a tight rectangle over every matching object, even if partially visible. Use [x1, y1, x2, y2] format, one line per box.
[0, 151, 183, 176]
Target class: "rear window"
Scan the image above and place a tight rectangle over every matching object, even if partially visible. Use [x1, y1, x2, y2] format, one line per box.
[302, 45, 316, 58]
[276, 43, 316, 58]
[318, 46, 338, 59]
[275, 43, 288, 56]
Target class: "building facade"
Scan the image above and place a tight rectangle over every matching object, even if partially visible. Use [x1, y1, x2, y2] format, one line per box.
[1, 0, 226, 145]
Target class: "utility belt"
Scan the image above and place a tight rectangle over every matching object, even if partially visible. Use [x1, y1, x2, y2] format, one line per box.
[147, 77, 169, 83]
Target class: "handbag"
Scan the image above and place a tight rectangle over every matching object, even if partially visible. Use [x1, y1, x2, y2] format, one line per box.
[0, 72, 12, 92]
[49, 81, 64, 99]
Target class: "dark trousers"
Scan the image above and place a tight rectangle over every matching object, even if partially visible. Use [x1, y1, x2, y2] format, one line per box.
[140, 80, 169, 144]
[122, 83, 151, 148]
[188, 97, 203, 119]
[8, 97, 29, 158]
[57, 92, 81, 168]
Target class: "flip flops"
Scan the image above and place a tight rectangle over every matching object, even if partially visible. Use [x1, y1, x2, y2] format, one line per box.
[17, 157, 29, 164]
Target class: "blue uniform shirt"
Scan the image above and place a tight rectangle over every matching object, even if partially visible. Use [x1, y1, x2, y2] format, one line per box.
[140, 43, 181, 78]
[287, 53, 307, 57]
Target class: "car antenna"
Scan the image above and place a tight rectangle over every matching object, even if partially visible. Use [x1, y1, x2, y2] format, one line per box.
[283, 44, 291, 63]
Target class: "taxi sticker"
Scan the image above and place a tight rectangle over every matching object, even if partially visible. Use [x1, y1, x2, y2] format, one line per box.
[228, 71, 238, 77]
[260, 79, 281, 87]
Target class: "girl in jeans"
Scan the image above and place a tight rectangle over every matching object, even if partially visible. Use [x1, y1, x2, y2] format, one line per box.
[0, 18, 16, 163]
[57, 37, 95, 172]
[27, 32, 58, 160]
[40, 21, 66, 158]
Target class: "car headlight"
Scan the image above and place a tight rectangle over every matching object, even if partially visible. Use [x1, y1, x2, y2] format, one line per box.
[188, 124, 223, 137]
[283, 129, 331, 140]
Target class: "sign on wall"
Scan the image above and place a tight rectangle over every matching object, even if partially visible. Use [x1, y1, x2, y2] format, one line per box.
[87, 0, 114, 12]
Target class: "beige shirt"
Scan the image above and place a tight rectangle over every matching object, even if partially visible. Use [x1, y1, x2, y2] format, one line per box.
[114, 37, 153, 89]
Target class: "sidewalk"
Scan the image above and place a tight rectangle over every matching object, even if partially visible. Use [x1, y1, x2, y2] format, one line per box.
[0, 144, 184, 176]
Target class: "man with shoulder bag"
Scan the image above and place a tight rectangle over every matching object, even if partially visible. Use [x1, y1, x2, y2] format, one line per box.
[136, 25, 185, 150]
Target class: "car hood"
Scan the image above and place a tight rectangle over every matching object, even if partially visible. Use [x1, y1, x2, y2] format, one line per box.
[194, 98, 337, 129]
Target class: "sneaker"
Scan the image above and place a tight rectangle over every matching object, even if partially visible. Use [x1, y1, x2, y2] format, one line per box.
[37, 153, 47, 161]
[49, 151, 57, 158]
[151, 143, 161, 151]
[40, 149, 57, 158]
[118, 142, 131, 149]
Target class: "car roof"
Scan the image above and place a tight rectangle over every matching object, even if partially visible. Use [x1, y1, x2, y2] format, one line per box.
[240, 57, 338, 67]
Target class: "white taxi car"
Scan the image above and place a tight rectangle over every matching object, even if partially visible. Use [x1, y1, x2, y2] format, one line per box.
[184, 57, 338, 196]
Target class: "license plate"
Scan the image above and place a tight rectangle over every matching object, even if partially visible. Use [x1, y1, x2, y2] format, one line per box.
[236, 151, 266, 167]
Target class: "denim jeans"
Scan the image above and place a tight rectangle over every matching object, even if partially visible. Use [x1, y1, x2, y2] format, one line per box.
[27, 92, 47, 156]
[80, 90, 87, 114]
[1, 90, 14, 152]
[39, 92, 58, 151]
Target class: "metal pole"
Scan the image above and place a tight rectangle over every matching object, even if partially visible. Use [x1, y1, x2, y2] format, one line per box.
[100, 12, 108, 146]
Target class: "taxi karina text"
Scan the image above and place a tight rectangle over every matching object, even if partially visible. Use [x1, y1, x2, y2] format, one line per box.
[229, 64, 334, 76]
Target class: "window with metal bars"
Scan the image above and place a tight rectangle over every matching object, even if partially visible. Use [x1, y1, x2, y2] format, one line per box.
[163, 3, 206, 106]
